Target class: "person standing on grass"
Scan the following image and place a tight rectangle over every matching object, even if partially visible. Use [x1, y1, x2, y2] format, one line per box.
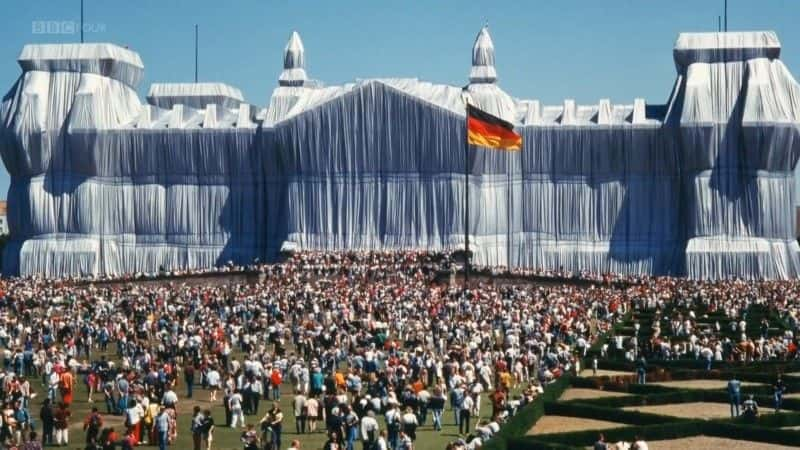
[58, 367, 74, 407]
[428, 387, 445, 432]
[184, 363, 195, 399]
[343, 406, 359, 450]
[293, 390, 307, 434]
[400, 407, 418, 442]
[250, 376, 263, 416]
[229, 389, 245, 429]
[154, 406, 170, 450]
[117, 376, 130, 415]
[206, 367, 221, 403]
[270, 368, 283, 401]
[201, 409, 215, 450]
[83, 407, 103, 445]
[53, 402, 70, 446]
[102, 380, 115, 415]
[305, 395, 320, 433]
[125, 399, 144, 444]
[459, 391, 474, 435]
[190, 406, 204, 450]
[774, 375, 786, 412]
[594, 433, 607, 450]
[450, 383, 464, 427]
[262, 402, 283, 450]
[635, 356, 647, 384]
[360, 410, 379, 450]
[39, 398, 54, 446]
[727, 375, 742, 417]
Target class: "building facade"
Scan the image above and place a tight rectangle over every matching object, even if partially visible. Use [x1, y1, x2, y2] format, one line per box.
[0, 30, 798, 278]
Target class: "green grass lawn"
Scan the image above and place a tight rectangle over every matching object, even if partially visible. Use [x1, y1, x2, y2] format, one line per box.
[37, 360, 511, 450]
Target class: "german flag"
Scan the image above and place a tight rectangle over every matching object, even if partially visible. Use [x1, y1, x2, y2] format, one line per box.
[466, 103, 522, 151]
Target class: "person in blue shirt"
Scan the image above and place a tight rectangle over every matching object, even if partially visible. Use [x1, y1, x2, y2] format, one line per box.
[727, 375, 742, 417]
[154, 406, 171, 450]
[635, 356, 647, 384]
[773, 375, 786, 413]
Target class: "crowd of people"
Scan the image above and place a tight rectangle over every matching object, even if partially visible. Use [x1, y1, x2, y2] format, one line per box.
[0, 251, 793, 450]
[602, 278, 800, 366]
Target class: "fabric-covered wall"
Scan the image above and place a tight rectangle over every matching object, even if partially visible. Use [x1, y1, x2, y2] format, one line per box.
[1, 32, 799, 279]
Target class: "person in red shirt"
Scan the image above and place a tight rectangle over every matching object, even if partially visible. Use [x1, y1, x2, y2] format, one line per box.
[58, 368, 74, 407]
[270, 368, 283, 400]
[54, 403, 71, 446]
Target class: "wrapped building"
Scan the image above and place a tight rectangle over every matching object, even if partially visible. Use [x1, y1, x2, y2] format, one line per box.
[1, 29, 799, 279]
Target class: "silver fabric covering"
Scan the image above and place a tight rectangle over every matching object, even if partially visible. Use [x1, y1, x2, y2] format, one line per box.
[1, 30, 799, 279]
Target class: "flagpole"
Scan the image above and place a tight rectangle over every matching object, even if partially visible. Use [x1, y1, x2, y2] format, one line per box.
[464, 105, 470, 288]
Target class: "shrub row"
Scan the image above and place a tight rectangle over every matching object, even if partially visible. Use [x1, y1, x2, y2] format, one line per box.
[481, 375, 571, 450]
[511, 421, 707, 449]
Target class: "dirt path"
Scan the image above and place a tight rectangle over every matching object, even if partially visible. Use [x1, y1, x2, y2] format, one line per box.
[559, 388, 631, 401]
[528, 415, 629, 435]
[642, 435, 794, 449]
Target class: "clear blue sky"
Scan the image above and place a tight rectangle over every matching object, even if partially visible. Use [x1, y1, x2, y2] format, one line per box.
[0, 0, 799, 199]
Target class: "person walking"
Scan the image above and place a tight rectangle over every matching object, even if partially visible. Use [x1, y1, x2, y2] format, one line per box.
[270, 368, 283, 401]
[428, 387, 446, 432]
[360, 411, 379, 450]
[154, 406, 171, 450]
[190, 407, 204, 450]
[774, 375, 786, 413]
[459, 393, 474, 435]
[263, 402, 283, 450]
[229, 390, 245, 429]
[40, 398, 54, 446]
[83, 407, 104, 445]
[200, 409, 215, 450]
[635, 356, 647, 384]
[293, 390, 307, 434]
[400, 407, 418, 442]
[184, 363, 195, 399]
[54, 402, 71, 446]
[727, 375, 742, 417]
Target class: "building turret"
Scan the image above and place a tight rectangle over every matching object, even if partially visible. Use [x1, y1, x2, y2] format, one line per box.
[469, 26, 496, 84]
[279, 31, 308, 86]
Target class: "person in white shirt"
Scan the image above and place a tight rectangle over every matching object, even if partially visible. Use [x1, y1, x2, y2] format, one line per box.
[360, 410, 380, 449]
[229, 389, 244, 428]
[162, 388, 178, 410]
[206, 368, 221, 402]
[376, 430, 389, 450]
[459, 393, 475, 435]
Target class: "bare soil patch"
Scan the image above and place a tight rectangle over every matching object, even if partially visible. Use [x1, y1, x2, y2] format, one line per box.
[559, 388, 632, 401]
[528, 415, 629, 435]
[622, 402, 773, 419]
[650, 379, 763, 390]
[643, 435, 794, 450]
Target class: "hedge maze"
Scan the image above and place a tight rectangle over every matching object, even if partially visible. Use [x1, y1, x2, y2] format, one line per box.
[486, 300, 800, 449]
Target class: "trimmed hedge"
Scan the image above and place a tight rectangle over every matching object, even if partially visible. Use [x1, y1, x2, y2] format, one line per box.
[514, 421, 707, 449]
[703, 421, 800, 447]
[482, 375, 571, 450]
